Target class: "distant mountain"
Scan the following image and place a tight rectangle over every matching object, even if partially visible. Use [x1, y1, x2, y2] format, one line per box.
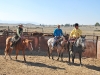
[0, 20, 39, 25]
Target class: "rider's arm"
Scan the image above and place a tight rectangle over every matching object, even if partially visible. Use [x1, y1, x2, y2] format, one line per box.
[54, 29, 57, 37]
[60, 29, 63, 36]
[17, 28, 21, 37]
[78, 29, 82, 36]
[69, 29, 75, 38]
[21, 30, 23, 36]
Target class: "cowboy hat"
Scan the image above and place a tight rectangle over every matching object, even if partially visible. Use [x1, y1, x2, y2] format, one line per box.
[18, 24, 23, 27]
[74, 23, 79, 27]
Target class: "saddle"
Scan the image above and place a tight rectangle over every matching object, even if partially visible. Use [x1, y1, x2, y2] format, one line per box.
[54, 39, 62, 47]
[69, 38, 76, 43]
[10, 36, 21, 47]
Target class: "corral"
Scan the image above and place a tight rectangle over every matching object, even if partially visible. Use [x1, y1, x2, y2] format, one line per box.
[0, 25, 100, 75]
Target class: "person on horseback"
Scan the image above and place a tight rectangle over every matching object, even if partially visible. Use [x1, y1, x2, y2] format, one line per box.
[10, 24, 23, 48]
[69, 23, 82, 39]
[52, 25, 63, 48]
[69, 23, 82, 51]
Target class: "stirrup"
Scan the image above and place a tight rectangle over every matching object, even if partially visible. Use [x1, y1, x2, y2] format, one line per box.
[10, 47, 13, 49]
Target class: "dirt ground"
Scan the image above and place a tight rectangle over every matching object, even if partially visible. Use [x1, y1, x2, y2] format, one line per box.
[0, 50, 100, 75]
[0, 25, 100, 75]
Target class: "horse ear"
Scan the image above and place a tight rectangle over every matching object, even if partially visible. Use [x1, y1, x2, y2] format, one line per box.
[80, 35, 82, 37]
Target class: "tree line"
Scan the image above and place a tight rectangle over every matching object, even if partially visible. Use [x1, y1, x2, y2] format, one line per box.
[95, 22, 100, 26]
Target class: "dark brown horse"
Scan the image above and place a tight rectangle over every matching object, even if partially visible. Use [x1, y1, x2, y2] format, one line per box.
[4, 36, 33, 62]
[68, 35, 86, 66]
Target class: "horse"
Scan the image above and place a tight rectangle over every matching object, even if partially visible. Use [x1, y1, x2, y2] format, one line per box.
[68, 35, 86, 66]
[4, 36, 33, 62]
[47, 35, 69, 61]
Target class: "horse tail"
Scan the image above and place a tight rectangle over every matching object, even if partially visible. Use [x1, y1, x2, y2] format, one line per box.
[4, 46, 10, 55]
[5, 37, 12, 54]
[47, 46, 50, 59]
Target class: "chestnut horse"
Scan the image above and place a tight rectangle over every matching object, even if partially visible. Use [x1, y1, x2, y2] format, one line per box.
[4, 36, 33, 62]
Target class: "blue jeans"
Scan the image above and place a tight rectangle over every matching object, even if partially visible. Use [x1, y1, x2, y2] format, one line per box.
[52, 36, 60, 47]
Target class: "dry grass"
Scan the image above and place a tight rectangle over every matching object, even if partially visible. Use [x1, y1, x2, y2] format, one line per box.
[0, 51, 100, 75]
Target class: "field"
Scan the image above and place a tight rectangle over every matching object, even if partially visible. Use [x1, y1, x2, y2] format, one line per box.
[0, 25, 100, 75]
[0, 51, 100, 75]
[1, 25, 100, 37]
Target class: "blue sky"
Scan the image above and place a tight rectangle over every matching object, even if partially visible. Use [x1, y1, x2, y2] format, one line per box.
[0, 0, 100, 25]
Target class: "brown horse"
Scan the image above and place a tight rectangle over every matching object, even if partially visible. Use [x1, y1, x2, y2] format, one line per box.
[4, 36, 33, 62]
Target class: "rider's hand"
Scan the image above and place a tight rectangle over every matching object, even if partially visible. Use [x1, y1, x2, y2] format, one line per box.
[55, 36, 57, 37]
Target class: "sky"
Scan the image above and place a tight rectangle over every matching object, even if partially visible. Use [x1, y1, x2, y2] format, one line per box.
[0, 0, 100, 25]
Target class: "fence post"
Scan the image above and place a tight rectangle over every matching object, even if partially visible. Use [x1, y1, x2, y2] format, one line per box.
[96, 36, 98, 58]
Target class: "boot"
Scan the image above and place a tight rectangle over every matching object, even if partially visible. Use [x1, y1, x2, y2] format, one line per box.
[10, 42, 16, 49]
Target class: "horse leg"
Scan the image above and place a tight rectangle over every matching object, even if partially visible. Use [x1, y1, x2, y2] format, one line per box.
[60, 48, 64, 61]
[68, 51, 71, 63]
[72, 52, 75, 64]
[4, 47, 8, 60]
[61, 52, 63, 61]
[79, 52, 82, 66]
[16, 49, 19, 60]
[22, 50, 26, 62]
[57, 52, 60, 61]
[50, 49, 53, 60]
[8, 48, 13, 60]
[4, 46, 10, 60]
[47, 47, 50, 59]
[51, 52, 54, 60]
[57, 49, 61, 61]
[67, 42, 71, 64]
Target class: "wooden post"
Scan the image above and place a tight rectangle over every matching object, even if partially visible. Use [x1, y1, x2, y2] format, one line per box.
[7, 26, 9, 37]
[38, 36, 40, 52]
[96, 36, 98, 58]
[42, 28, 44, 33]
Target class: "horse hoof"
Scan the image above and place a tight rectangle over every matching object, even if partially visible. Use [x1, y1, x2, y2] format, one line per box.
[4, 57, 6, 59]
[68, 63, 71, 65]
[10, 58, 12, 60]
[52, 58, 54, 60]
[57, 59, 59, 61]
[80, 64, 83, 67]
[61, 60, 63, 62]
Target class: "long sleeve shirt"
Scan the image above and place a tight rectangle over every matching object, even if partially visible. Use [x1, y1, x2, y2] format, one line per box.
[16, 27, 23, 37]
[53, 28, 63, 37]
[70, 28, 82, 38]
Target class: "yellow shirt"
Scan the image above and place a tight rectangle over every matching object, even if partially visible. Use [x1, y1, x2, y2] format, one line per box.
[70, 28, 82, 38]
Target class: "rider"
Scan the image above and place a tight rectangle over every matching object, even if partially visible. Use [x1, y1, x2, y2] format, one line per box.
[69, 23, 82, 51]
[52, 25, 63, 48]
[10, 24, 23, 48]
[69, 23, 82, 39]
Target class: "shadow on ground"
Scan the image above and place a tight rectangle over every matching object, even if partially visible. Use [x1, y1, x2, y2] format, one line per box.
[67, 62, 100, 72]
[13, 59, 65, 70]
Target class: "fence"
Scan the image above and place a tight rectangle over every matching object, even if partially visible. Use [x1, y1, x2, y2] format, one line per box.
[0, 32, 100, 59]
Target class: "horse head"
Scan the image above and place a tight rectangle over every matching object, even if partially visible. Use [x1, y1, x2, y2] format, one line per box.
[24, 39, 33, 51]
[58, 34, 69, 50]
[76, 35, 86, 50]
[62, 34, 69, 41]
